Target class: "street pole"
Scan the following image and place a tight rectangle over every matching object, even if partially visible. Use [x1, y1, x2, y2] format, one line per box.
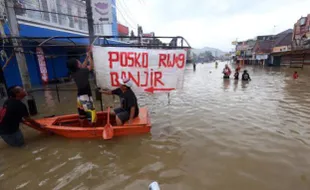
[137, 24, 141, 46]
[5, 0, 31, 90]
[86, 0, 95, 43]
[85, 0, 103, 109]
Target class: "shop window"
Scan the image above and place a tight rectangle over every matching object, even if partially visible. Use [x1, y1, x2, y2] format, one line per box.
[67, 6, 74, 28]
[77, 7, 83, 30]
[24, 0, 41, 20]
[49, 0, 58, 23]
[56, 0, 68, 26]
[300, 18, 306, 26]
[41, 0, 50, 22]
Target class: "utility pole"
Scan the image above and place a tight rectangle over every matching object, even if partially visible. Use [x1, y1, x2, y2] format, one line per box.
[85, 0, 103, 108]
[85, 0, 95, 43]
[5, 0, 31, 90]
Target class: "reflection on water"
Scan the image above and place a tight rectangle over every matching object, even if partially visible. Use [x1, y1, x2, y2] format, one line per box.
[233, 80, 238, 92]
[44, 90, 56, 109]
[241, 80, 250, 89]
[223, 79, 231, 90]
[1, 62, 310, 190]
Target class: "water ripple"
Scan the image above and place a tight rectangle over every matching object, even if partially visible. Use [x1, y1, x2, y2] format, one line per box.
[0, 63, 310, 190]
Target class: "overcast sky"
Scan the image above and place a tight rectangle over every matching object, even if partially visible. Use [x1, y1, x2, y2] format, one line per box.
[116, 0, 310, 51]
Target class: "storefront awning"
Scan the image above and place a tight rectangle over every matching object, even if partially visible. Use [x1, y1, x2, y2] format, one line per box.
[256, 54, 268, 60]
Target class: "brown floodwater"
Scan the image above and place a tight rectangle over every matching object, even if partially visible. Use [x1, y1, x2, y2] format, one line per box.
[1, 62, 310, 190]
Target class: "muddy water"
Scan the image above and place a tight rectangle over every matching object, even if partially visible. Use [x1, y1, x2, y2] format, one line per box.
[1, 62, 310, 190]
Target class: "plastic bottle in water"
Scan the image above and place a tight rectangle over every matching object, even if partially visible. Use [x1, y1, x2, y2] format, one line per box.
[149, 181, 160, 190]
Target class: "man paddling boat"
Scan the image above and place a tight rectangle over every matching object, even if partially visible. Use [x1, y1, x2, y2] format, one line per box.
[67, 49, 97, 127]
[100, 78, 139, 126]
[0, 86, 44, 147]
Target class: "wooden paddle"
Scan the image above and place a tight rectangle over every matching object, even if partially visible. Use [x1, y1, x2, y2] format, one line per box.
[102, 107, 114, 140]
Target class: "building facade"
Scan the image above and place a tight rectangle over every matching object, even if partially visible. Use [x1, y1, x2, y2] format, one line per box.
[270, 30, 293, 66]
[235, 39, 256, 64]
[233, 14, 310, 67]
[271, 15, 310, 67]
[292, 14, 310, 49]
[0, 0, 125, 88]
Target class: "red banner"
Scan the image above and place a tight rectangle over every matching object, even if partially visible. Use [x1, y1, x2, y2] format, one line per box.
[36, 47, 48, 84]
[118, 23, 129, 35]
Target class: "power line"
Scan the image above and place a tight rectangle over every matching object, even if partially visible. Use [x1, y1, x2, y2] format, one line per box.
[138, 0, 144, 5]
[120, 0, 135, 16]
[118, 0, 137, 24]
[117, 0, 138, 29]
[115, 6, 136, 30]
[119, 0, 138, 23]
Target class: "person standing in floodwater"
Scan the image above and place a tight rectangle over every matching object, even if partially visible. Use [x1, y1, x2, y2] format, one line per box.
[293, 71, 299, 79]
[236, 63, 241, 72]
[0, 86, 44, 147]
[234, 69, 239, 80]
[193, 62, 196, 71]
[223, 64, 231, 79]
[242, 70, 251, 81]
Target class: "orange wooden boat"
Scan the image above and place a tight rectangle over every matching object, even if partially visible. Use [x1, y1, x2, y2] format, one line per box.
[23, 107, 151, 139]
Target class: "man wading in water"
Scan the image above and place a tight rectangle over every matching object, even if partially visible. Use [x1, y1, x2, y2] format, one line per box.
[67, 49, 97, 127]
[223, 64, 232, 79]
[100, 78, 139, 126]
[242, 70, 251, 81]
[0, 86, 44, 147]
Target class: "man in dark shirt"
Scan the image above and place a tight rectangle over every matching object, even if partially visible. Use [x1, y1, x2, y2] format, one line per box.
[234, 68, 239, 80]
[100, 78, 139, 125]
[67, 50, 97, 126]
[0, 86, 43, 147]
[242, 70, 251, 81]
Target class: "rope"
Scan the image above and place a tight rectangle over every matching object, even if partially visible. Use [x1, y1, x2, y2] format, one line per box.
[2, 51, 14, 71]
[0, 49, 7, 62]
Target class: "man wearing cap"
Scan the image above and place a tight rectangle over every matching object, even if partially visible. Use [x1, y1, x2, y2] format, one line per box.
[100, 78, 139, 125]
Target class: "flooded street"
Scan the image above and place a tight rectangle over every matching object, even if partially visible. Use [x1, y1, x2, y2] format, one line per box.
[1, 62, 310, 190]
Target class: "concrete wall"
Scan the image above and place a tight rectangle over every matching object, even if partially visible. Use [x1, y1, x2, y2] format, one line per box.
[273, 46, 291, 53]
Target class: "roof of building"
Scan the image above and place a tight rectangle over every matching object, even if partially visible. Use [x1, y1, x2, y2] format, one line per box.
[274, 30, 293, 47]
[256, 35, 274, 41]
[275, 33, 292, 47]
[253, 40, 274, 53]
[276, 29, 293, 35]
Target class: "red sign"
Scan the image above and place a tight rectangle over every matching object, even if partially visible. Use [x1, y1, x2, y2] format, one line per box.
[117, 23, 129, 35]
[36, 47, 49, 84]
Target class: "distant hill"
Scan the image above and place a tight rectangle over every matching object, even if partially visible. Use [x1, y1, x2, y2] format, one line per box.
[191, 47, 227, 57]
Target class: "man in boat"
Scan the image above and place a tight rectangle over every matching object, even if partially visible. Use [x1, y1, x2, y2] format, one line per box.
[67, 49, 97, 127]
[100, 78, 139, 125]
[0, 86, 44, 147]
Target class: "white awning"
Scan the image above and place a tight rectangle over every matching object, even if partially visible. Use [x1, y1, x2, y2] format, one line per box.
[256, 54, 268, 60]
